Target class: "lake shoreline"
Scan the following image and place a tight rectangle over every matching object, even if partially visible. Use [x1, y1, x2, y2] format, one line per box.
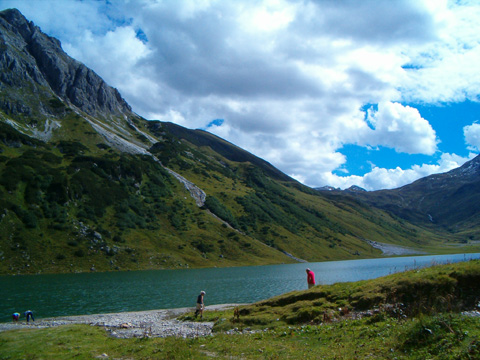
[0, 303, 242, 338]
[3, 253, 480, 322]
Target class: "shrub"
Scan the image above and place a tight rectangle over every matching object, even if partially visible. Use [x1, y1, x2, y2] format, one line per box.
[49, 98, 65, 109]
[192, 240, 214, 253]
[113, 235, 125, 243]
[170, 213, 186, 230]
[204, 196, 238, 227]
[23, 210, 38, 228]
[74, 249, 85, 257]
[55, 141, 88, 157]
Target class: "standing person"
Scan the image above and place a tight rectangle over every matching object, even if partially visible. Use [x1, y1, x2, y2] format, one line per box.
[24, 310, 34, 323]
[306, 268, 316, 289]
[195, 291, 206, 319]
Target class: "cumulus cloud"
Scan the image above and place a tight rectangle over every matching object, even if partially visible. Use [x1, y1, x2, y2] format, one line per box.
[4, 0, 480, 190]
[63, 26, 154, 108]
[359, 102, 438, 155]
[1, 0, 115, 40]
[464, 123, 480, 151]
[400, 1, 480, 103]
[322, 153, 473, 191]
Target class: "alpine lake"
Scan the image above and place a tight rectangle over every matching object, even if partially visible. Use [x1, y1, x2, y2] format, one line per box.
[2, 253, 480, 322]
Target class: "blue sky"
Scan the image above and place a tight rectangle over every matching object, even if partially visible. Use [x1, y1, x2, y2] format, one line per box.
[1, 0, 480, 190]
[336, 101, 480, 183]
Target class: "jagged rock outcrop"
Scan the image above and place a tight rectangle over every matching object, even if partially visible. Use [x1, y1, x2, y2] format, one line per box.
[0, 8, 131, 118]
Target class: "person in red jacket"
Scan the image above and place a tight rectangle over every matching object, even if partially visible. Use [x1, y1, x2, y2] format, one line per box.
[306, 268, 315, 289]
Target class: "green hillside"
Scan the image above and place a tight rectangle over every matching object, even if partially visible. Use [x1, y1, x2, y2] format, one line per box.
[0, 109, 471, 275]
[1, 90, 478, 275]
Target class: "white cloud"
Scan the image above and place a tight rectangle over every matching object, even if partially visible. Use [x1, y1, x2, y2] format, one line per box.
[464, 123, 480, 151]
[4, 0, 480, 190]
[322, 153, 473, 191]
[240, 0, 295, 33]
[63, 26, 153, 108]
[359, 102, 438, 155]
[400, 1, 480, 103]
[1, 0, 113, 40]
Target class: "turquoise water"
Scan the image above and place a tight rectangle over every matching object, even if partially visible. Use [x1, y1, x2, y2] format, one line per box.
[1, 253, 479, 322]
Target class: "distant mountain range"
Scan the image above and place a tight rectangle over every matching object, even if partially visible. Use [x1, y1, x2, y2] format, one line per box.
[328, 156, 480, 232]
[1, 8, 479, 274]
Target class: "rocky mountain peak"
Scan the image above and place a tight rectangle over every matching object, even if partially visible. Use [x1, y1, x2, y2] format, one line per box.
[0, 8, 34, 38]
[345, 185, 367, 193]
[0, 8, 132, 119]
[448, 154, 480, 178]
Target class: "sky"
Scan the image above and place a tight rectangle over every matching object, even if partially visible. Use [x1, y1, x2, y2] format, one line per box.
[1, 0, 480, 191]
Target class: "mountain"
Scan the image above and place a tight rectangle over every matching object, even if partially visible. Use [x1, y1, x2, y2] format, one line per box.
[0, 9, 477, 275]
[345, 185, 367, 193]
[0, 8, 131, 119]
[331, 155, 480, 235]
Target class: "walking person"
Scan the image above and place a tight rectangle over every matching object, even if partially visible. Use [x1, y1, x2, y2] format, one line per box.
[195, 291, 206, 319]
[306, 268, 315, 289]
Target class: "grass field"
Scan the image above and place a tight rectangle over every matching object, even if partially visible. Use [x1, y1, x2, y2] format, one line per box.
[1, 313, 479, 359]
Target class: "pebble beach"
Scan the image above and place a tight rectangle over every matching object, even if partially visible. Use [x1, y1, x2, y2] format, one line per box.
[0, 304, 240, 338]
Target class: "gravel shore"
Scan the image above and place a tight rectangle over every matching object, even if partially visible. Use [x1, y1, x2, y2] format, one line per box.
[366, 240, 426, 256]
[0, 304, 240, 339]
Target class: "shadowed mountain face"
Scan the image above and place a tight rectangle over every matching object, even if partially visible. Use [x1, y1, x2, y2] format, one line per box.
[0, 8, 479, 275]
[355, 156, 480, 229]
[147, 121, 294, 182]
[321, 155, 480, 236]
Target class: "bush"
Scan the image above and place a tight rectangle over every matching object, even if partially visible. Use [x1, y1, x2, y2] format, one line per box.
[23, 211, 38, 228]
[204, 196, 238, 227]
[74, 249, 85, 257]
[170, 213, 186, 230]
[192, 240, 214, 253]
[49, 98, 65, 109]
[116, 212, 138, 229]
[113, 235, 125, 243]
[56, 141, 88, 157]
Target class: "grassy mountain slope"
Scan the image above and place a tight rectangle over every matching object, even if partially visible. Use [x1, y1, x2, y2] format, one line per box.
[0, 120, 290, 273]
[149, 121, 294, 182]
[1, 113, 449, 274]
